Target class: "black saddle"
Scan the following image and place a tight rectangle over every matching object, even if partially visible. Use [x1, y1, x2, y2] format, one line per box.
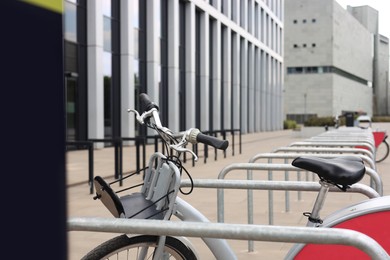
[291, 156, 365, 188]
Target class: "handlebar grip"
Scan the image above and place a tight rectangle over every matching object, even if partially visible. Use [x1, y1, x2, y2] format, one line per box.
[139, 93, 159, 113]
[197, 132, 229, 150]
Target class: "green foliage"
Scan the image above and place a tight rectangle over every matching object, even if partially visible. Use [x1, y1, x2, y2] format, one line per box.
[284, 119, 298, 129]
[372, 116, 390, 122]
[304, 116, 335, 127]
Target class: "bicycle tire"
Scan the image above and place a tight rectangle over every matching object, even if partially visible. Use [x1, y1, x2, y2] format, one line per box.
[81, 234, 197, 260]
[375, 139, 389, 163]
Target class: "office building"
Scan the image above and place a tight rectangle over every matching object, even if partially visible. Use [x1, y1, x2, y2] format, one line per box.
[64, 0, 284, 146]
[284, 0, 389, 123]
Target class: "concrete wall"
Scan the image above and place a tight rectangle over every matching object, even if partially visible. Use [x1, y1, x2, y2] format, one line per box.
[333, 75, 373, 116]
[284, 73, 333, 117]
[284, 0, 333, 67]
[377, 36, 390, 115]
[333, 2, 373, 81]
[284, 0, 374, 120]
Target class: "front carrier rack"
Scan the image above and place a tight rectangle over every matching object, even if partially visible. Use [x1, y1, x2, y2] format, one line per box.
[93, 152, 182, 221]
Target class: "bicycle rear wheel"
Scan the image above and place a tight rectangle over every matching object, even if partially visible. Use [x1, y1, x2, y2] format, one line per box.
[375, 139, 389, 163]
[81, 234, 197, 260]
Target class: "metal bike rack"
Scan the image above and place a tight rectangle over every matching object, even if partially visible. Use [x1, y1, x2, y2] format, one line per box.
[181, 177, 380, 253]
[273, 147, 375, 161]
[68, 217, 390, 259]
[289, 141, 375, 158]
[215, 163, 382, 223]
[246, 153, 377, 215]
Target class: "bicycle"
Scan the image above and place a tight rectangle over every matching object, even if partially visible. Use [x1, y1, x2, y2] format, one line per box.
[81, 94, 390, 259]
[356, 115, 389, 163]
[82, 93, 235, 259]
[372, 130, 389, 163]
[286, 155, 390, 259]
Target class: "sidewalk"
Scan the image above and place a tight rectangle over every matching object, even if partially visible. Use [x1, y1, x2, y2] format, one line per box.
[67, 124, 390, 259]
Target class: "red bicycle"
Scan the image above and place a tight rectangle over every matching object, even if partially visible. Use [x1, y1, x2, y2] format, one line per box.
[356, 115, 389, 163]
[373, 130, 389, 163]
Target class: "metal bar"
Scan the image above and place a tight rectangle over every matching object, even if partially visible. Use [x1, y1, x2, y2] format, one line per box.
[273, 147, 374, 161]
[88, 143, 94, 194]
[181, 179, 379, 198]
[215, 162, 381, 224]
[249, 152, 375, 170]
[290, 141, 375, 155]
[245, 155, 381, 195]
[68, 217, 390, 259]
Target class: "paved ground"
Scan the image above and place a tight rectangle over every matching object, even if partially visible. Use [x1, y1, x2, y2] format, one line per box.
[67, 123, 390, 259]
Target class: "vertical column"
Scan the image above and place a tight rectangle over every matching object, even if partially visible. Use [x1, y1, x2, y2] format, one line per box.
[199, 12, 210, 130]
[213, 0, 221, 10]
[255, 47, 261, 131]
[222, 0, 231, 18]
[231, 32, 241, 131]
[168, 0, 180, 131]
[242, 0, 248, 30]
[120, 0, 134, 139]
[212, 20, 222, 130]
[248, 43, 254, 133]
[222, 27, 231, 130]
[241, 39, 248, 133]
[260, 51, 266, 131]
[265, 54, 271, 131]
[248, 0, 254, 35]
[271, 58, 276, 130]
[232, 0, 240, 25]
[87, 0, 104, 147]
[278, 61, 283, 129]
[185, 2, 196, 129]
[146, 0, 160, 103]
[280, 0, 284, 22]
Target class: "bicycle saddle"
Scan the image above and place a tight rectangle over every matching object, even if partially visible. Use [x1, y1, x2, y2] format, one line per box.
[291, 156, 365, 188]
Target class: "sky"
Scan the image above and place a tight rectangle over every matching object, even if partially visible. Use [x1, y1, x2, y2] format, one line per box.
[335, 0, 390, 38]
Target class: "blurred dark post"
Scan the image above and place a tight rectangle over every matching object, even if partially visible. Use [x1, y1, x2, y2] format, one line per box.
[345, 112, 354, 127]
[1, 1, 67, 259]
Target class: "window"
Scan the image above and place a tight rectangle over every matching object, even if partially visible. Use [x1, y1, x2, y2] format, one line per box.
[293, 44, 298, 48]
[312, 18, 316, 23]
[302, 43, 306, 48]
[303, 19, 306, 23]
[312, 43, 316, 47]
[293, 19, 297, 24]
[64, 1, 77, 42]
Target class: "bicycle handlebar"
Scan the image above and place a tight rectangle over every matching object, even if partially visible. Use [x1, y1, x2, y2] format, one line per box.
[140, 93, 159, 113]
[133, 93, 229, 151]
[187, 128, 229, 150]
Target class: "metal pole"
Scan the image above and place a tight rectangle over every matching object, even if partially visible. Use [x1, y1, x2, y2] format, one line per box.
[68, 217, 390, 259]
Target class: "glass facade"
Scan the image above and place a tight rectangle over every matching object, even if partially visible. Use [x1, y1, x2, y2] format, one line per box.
[63, 0, 284, 146]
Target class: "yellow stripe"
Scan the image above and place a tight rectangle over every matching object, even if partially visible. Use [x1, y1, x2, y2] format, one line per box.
[22, 0, 63, 14]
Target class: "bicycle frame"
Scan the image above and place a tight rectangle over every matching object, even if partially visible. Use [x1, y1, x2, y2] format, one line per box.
[174, 197, 237, 259]
[285, 155, 390, 259]
[286, 195, 390, 259]
[156, 153, 237, 259]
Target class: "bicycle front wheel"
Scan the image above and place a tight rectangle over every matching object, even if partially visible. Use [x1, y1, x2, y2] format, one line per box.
[375, 140, 389, 163]
[81, 234, 197, 260]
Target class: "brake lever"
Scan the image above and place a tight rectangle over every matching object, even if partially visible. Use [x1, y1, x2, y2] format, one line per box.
[128, 109, 145, 124]
[128, 109, 175, 139]
[169, 140, 198, 161]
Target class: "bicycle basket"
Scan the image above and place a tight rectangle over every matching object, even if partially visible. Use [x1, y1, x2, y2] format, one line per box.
[93, 157, 180, 221]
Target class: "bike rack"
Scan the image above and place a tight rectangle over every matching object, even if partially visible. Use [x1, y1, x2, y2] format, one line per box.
[273, 147, 374, 161]
[216, 163, 382, 220]
[67, 217, 390, 259]
[213, 162, 382, 252]
[246, 153, 377, 213]
[70, 127, 387, 257]
[289, 141, 375, 159]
